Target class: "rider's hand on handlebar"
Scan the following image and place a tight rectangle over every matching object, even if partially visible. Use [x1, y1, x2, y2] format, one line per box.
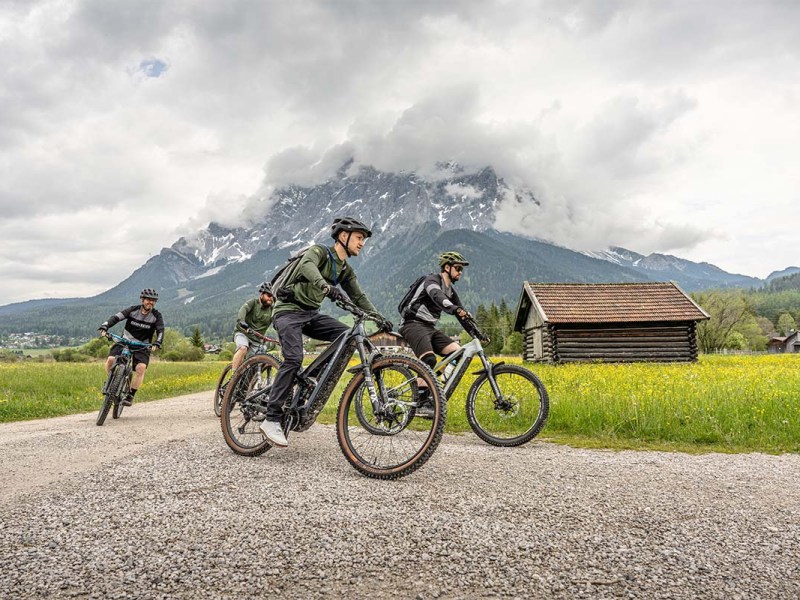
[98, 328, 107, 338]
[379, 318, 394, 333]
[456, 307, 468, 319]
[323, 285, 346, 302]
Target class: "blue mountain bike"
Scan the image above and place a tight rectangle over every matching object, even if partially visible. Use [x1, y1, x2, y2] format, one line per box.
[97, 331, 152, 426]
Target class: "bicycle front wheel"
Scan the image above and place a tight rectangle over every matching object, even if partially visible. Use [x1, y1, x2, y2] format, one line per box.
[466, 364, 549, 447]
[214, 364, 234, 417]
[96, 395, 112, 426]
[337, 355, 445, 480]
[220, 354, 281, 456]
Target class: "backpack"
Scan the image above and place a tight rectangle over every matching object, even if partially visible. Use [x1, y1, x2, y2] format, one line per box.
[269, 245, 319, 302]
[397, 274, 430, 318]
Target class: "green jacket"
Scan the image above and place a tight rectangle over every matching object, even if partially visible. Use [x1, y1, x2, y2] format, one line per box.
[272, 244, 377, 317]
[233, 297, 274, 342]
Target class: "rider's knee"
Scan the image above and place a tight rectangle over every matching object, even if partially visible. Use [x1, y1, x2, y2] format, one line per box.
[420, 353, 437, 370]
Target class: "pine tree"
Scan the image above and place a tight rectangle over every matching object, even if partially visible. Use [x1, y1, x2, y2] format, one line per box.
[191, 326, 204, 349]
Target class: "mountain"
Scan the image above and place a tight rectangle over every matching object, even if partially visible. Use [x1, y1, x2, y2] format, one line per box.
[583, 247, 761, 290]
[766, 266, 800, 282]
[0, 163, 781, 341]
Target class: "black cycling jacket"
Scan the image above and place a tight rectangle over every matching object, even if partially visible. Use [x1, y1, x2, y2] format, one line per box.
[400, 273, 463, 326]
[100, 305, 165, 346]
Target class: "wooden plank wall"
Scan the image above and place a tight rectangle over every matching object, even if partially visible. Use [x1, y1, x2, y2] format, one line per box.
[524, 321, 699, 363]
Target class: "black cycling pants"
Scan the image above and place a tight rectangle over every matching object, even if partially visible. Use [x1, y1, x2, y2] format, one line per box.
[267, 310, 348, 421]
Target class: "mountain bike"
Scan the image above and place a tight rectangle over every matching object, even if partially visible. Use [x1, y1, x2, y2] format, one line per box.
[220, 299, 445, 480]
[97, 332, 153, 426]
[405, 314, 549, 447]
[213, 328, 279, 417]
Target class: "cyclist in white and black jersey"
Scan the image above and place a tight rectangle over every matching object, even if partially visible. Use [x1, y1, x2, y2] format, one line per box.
[98, 288, 165, 406]
[399, 251, 471, 416]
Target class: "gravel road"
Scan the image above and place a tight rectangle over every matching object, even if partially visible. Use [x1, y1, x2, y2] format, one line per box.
[1, 392, 798, 599]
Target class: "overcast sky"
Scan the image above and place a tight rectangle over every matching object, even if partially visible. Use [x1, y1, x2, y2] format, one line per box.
[1, 0, 798, 306]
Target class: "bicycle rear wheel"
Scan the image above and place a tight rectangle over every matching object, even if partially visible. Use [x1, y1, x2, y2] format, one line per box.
[214, 363, 234, 417]
[220, 354, 281, 456]
[466, 364, 549, 447]
[337, 355, 445, 480]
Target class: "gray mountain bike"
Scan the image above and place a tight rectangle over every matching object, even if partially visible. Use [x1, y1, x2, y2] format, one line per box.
[220, 299, 446, 480]
[428, 314, 549, 446]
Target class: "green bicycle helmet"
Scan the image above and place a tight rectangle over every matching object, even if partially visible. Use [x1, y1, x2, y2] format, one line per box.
[439, 251, 469, 267]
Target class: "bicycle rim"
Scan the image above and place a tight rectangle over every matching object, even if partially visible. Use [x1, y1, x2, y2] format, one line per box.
[466, 365, 549, 447]
[337, 355, 445, 479]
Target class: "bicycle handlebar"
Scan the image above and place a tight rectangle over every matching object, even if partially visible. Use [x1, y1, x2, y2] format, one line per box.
[334, 298, 394, 333]
[459, 312, 490, 343]
[239, 322, 280, 345]
[103, 330, 154, 349]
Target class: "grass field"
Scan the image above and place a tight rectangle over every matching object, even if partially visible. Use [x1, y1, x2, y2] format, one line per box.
[0, 361, 224, 422]
[2, 354, 799, 453]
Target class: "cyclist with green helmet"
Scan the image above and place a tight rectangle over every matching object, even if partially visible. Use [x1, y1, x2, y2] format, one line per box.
[231, 282, 275, 371]
[398, 252, 470, 417]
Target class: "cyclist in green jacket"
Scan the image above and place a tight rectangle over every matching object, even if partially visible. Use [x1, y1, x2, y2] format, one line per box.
[262, 217, 389, 448]
[231, 282, 275, 371]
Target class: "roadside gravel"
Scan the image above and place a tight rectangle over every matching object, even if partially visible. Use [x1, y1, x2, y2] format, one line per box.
[1, 392, 798, 599]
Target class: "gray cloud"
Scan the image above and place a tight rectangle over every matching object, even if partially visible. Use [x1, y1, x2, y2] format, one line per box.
[1, 0, 799, 304]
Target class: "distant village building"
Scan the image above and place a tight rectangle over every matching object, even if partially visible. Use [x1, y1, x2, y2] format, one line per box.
[368, 332, 409, 354]
[513, 282, 710, 363]
[767, 331, 800, 353]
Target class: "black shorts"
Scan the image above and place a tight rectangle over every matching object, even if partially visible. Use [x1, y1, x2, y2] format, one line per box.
[109, 344, 151, 368]
[399, 320, 454, 358]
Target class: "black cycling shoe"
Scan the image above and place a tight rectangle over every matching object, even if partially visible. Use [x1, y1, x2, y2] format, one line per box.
[415, 389, 435, 419]
[121, 395, 134, 407]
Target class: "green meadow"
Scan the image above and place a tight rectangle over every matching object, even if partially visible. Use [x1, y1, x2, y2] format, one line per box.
[2, 354, 799, 453]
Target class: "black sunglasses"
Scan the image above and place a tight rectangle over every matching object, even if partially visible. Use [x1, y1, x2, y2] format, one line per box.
[451, 265, 464, 273]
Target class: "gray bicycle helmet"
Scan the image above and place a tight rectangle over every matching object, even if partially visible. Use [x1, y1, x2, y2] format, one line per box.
[140, 288, 159, 300]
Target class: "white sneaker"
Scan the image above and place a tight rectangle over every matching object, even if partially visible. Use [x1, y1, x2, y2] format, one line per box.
[260, 420, 288, 448]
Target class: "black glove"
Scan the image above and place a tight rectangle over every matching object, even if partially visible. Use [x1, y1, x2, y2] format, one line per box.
[324, 285, 346, 302]
[379, 318, 394, 333]
[237, 320, 251, 332]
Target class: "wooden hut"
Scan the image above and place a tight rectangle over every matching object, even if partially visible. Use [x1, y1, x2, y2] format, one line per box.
[513, 282, 710, 363]
[767, 331, 800, 353]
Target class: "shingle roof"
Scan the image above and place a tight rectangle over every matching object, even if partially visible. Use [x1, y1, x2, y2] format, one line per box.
[523, 282, 710, 324]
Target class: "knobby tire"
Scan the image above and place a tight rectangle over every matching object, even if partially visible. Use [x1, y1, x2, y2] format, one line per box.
[336, 354, 446, 480]
[220, 354, 282, 457]
[214, 363, 234, 417]
[466, 364, 549, 447]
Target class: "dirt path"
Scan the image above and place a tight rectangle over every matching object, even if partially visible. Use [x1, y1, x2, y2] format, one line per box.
[1, 394, 799, 599]
[0, 392, 214, 503]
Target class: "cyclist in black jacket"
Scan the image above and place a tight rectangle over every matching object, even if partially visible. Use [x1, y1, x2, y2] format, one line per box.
[98, 288, 165, 406]
[399, 252, 471, 416]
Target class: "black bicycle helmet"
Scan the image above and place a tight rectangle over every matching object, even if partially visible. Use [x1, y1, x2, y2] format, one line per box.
[140, 288, 159, 300]
[439, 251, 469, 267]
[330, 217, 372, 240]
[258, 282, 273, 295]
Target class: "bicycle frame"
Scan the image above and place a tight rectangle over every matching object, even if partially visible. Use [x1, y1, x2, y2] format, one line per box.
[244, 301, 388, 432]
[432, 322, 504, 402]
